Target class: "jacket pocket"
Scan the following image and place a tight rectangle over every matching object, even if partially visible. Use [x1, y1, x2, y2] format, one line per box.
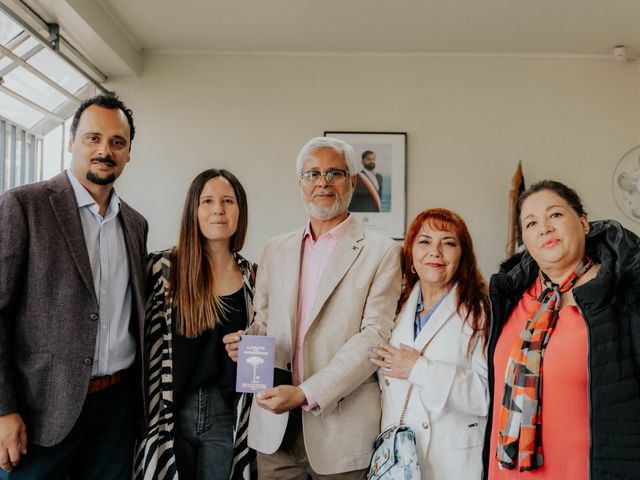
[447, 420, 485, 449]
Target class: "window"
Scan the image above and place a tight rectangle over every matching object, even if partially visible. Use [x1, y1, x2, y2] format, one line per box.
[0, 5, 108, 193]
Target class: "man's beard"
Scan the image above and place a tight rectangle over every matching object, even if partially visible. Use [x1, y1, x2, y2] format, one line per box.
[303, 187, 353, 221]
[363, 163, 375, 171]
[86, 157, 117, 186]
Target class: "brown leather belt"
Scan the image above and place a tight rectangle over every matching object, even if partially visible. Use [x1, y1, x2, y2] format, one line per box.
[88, 371, 123, 394]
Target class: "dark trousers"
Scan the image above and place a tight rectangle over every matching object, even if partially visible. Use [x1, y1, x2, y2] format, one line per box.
[173, 385, 235, 480]
[1, 377, 136, 480]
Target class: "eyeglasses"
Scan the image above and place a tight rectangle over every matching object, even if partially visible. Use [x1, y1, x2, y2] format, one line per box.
[298, 169, 350, 185]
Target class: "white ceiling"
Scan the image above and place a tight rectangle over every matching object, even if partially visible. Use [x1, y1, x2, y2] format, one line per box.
[102, 0, 640, 55]
[21, 0, 640, 76]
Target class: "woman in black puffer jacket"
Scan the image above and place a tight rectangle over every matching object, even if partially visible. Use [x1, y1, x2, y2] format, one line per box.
[483, 180, 640, 480]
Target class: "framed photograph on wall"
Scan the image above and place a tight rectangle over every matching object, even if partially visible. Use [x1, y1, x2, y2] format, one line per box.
[324, 131, 407, 239]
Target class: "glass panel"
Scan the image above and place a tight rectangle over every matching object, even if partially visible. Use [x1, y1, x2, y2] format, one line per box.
[63, 117, 72, 169]
[36, 137, 43, 180]
[0, 10, 22, 45]
[0, 91, 45, 128]
[13, 37, 39, 57]
[0, 9, 99, 185]
[28, 49, 87, 94]
[25, 133, 33, 183]
[42, 123, 63, 180]
[1, 122, 7, 191]
[3, 66, 67, 111]
[15, 132, 22, 185]
[4, 126, 10, 190]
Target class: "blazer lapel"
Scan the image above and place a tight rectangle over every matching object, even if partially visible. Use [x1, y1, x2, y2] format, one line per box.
[413, 285, 458, 352]
[285, 229, 305, 342]
[119, 205, 144, 327]
[390, 283, 421, 348]
[306, 219, 364, 328]
[48, 172, 96, 302]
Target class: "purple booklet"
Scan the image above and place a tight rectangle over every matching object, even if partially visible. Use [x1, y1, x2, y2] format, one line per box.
[236, 335, 275, 393]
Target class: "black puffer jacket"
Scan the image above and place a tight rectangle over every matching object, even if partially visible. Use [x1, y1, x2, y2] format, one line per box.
[483, 220, 640, 480]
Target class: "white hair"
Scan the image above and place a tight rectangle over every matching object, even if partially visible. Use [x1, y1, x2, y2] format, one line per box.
[295, 137, 356, 175]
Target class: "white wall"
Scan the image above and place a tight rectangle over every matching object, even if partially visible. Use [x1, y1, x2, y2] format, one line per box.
[109, 53, 640, 277]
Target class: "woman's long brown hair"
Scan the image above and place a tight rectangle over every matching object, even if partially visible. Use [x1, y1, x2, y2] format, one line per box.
[398, 208, 490, 348]
[170, 169, 248, 338]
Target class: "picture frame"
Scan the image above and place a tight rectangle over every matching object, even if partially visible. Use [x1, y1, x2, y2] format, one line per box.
[324, 131, 407, 239]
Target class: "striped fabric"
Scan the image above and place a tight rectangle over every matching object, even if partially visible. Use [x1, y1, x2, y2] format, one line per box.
[496, 256, 593, 471]
[134, 250, 257, 479]
[229, 391, 255, 479]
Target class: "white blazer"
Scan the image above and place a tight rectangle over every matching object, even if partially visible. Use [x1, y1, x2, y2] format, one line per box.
[378, 283, 489, 479]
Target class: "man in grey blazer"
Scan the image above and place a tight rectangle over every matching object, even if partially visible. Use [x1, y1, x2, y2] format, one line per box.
[0, 95, 148, 479]
[225, 137, 401, 479]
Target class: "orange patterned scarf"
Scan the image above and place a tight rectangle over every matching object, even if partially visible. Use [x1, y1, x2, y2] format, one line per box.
[496, 256, 593, 471]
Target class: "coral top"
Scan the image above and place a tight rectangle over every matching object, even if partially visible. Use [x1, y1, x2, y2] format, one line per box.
[488, 279, 589, 479]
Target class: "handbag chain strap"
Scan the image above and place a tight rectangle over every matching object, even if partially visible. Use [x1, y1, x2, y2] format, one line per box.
[398, 384, 413, 426]
[398, 336, 433, 426]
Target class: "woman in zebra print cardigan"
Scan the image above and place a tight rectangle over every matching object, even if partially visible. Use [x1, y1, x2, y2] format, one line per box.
[135, 169, 256, 480]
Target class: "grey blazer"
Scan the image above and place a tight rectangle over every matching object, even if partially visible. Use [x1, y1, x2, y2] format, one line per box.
[0, 171, 148, 446]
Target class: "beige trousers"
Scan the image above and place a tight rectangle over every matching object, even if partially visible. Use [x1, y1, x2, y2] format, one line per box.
[256, 414, 368, 480]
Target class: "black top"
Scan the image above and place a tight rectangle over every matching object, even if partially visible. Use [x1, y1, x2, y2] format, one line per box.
[172, 287, 247, 407]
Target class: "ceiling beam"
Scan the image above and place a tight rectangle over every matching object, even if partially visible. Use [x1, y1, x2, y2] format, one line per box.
[20, 0, 142, 77]
[62, 0, 141, 76]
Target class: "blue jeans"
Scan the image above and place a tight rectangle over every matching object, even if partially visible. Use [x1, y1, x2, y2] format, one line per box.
[173, 385, 235, 480]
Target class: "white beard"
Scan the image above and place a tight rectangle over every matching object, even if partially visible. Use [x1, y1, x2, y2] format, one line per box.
[303, 186, 353, 221]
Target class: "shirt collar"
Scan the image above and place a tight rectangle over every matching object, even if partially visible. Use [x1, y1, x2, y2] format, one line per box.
[417, 285, 454, 315]
[66, 169, 121, 216]
[302, 213, 353, 243]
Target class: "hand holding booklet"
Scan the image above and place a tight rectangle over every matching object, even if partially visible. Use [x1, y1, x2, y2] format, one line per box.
[235, 335, 275, 393]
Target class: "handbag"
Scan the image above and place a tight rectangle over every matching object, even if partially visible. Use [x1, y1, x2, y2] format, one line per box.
[367, 383, 421, 479]
[368, 335, 435, 480]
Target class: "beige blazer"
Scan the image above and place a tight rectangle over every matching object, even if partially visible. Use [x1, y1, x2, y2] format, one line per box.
[379, 283, 489, 479]
[247, 218, 402, 474]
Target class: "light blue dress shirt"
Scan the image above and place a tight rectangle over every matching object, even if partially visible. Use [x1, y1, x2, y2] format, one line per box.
[414, 288, 449, 339]
[67, 170, 135, 377]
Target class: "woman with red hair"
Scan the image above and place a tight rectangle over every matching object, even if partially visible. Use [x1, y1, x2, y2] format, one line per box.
[371, 208, 490, 479]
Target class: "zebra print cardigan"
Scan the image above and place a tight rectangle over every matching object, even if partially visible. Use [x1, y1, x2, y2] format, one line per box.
[134, 249, 257, 480]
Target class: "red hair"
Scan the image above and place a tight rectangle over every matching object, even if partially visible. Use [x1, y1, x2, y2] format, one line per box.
[399, 208, 489, 348]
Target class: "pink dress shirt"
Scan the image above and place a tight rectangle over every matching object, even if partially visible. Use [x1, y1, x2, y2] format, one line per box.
[295, 215, 352, 410]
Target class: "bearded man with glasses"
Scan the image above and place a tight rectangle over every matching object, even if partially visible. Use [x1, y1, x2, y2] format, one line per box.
[224, 136, 401, 479]
[0, 95, 147, 479]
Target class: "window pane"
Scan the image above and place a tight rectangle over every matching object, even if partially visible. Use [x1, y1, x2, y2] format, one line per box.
[4, 128, 10, 190]
[36, 137, 42, 180]
[15, 132, 22, 186]
[0, 38, 40, 81]
[13, 37, 39, 57]
[43, 123, 63, 179]
[0, 91, 45, 128]
[28, 49, 87, 94]
[3, 66, 68, 111]
[63, 117, 72, 169]
[0, 10, 22, 45]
